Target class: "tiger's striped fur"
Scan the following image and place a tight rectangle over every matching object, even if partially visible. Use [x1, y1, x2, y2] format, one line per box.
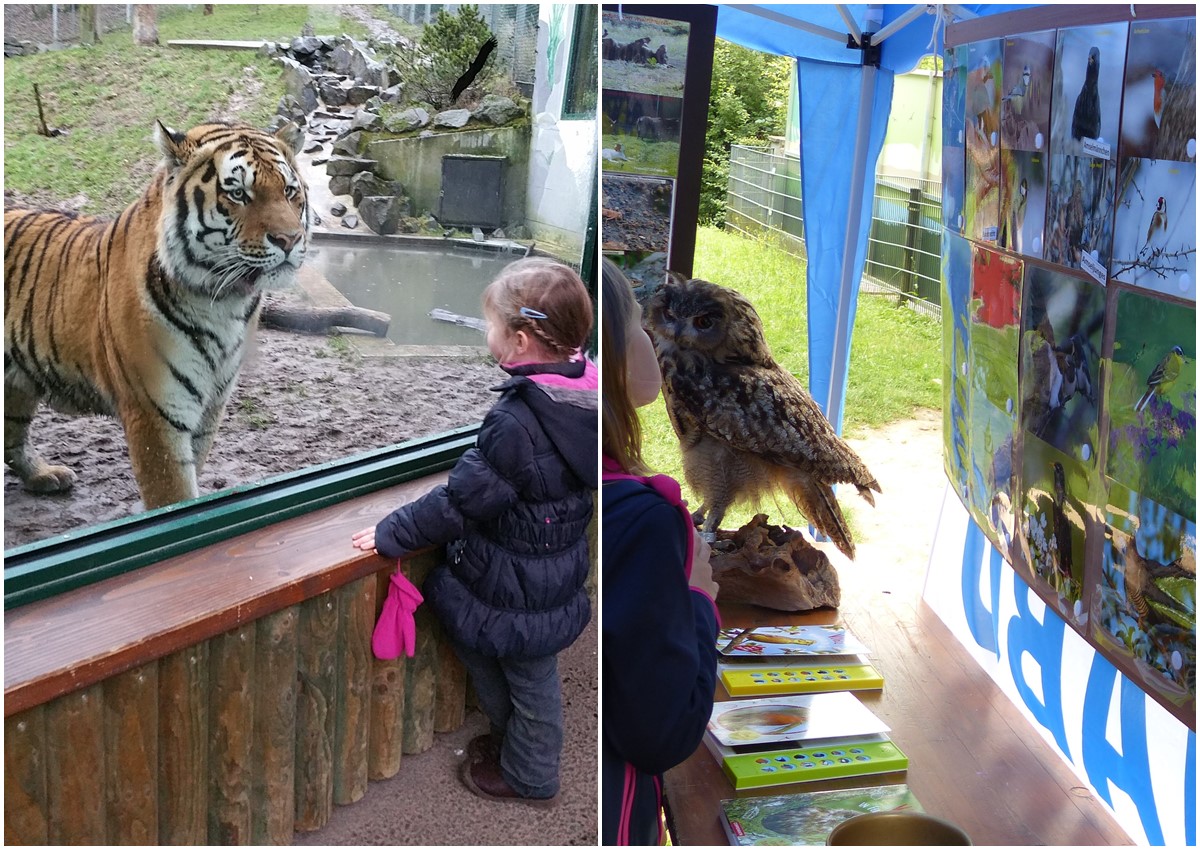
[4, 120, 310, 510]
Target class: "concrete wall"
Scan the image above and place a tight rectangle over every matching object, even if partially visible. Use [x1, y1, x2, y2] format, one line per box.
[367, 124, 531, 228]
[525, 3, 597, 263]
[878, 68, 943, 181]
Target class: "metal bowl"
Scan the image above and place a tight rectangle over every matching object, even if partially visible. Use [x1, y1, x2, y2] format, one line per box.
[827, 811, 972, 845]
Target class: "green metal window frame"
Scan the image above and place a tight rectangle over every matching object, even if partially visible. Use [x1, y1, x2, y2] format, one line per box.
[3, 424, 479, 610]
[562, 3, 598, 119]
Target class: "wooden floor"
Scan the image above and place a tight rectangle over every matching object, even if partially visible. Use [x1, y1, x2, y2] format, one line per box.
[664, 558, 1133, 846]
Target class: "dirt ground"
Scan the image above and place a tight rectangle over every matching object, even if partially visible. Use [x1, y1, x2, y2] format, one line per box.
[2, 330, 499, 549]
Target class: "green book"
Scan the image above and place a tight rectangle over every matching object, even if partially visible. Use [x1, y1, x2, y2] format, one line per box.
[719, 784, 923, 846]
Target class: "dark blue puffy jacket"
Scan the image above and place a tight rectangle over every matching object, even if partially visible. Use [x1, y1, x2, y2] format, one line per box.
[373, 360, 597, 659]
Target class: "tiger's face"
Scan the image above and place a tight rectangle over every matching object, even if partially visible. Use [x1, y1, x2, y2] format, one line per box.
[155, 121, 310, 298]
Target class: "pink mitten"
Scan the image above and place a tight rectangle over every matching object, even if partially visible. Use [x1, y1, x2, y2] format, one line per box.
[371, 565, 424, 659]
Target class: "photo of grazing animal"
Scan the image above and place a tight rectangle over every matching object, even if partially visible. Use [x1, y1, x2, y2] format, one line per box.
[4, 120, 310, 510]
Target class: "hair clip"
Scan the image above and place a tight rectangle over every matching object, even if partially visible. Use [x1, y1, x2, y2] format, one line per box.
[519, 307, 548, 320]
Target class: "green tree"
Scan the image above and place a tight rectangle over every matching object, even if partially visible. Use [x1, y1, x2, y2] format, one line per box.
[388, 4, 496, 109]
[701, 39, 792, 226]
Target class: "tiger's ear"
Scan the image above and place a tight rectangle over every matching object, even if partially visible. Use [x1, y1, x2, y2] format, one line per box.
[154, 120, 188, 169]
[274, 121, 304, 156]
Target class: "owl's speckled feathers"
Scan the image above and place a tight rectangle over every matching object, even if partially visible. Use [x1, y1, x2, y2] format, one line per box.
[645, 276, 880, 560]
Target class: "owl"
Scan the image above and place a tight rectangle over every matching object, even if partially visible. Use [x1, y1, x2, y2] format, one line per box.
[644, 276, 881, 560]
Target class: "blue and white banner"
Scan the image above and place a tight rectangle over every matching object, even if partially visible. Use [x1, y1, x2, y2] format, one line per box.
[925, 486, 1196, 846]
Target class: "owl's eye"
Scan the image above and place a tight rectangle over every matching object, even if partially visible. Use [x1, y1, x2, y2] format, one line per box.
[694, 315, 714, 331]
[661, 307, 675, 321]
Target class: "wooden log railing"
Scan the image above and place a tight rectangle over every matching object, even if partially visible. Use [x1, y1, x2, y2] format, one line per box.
[4, 474, 471, 845]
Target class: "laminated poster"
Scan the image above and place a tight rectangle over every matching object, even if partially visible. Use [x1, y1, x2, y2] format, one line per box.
[706, 692, 889, 748]
[720, 784, 923, 847]
[1000, 29, 1055, 153]
[601, 11, 687, 179]
[942, 231, 973, 503]
[1104, 289, 1196, 523]
[1050, 22, 1128, 162]
[1119, 17, 1197, 166]
[964, 38, 1002, 242]
[943, 43, 967, 235]
[1110, 158, 1196, 301]
[998, 148, 1047, 257]
[1096, 479, 1196, 710]
[967, 246, 1023, 560]
[1019, 267, 1104, 464]
[1045, 153, 1117, 282]
[1019, 434, 1093, 627]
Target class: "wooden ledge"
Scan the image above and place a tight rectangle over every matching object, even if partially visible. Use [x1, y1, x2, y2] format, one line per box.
[4, 474, 447, 717]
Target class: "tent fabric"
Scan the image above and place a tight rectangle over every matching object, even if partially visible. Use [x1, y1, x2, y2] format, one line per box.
[796, 60, 894, 430]
[714, 3, 1031, 431]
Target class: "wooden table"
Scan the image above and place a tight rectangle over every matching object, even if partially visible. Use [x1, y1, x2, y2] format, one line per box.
[663, 571, 1132, 846]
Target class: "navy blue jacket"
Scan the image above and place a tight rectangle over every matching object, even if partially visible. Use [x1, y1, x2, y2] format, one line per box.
[602, 473, 719, 846]
[374, 361, 597, 659]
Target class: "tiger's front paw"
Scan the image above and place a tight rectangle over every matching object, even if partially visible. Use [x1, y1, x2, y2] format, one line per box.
[24, 464, 77, 494]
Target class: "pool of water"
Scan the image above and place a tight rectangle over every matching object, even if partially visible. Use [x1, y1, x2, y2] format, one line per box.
[305, 240, 523, 347]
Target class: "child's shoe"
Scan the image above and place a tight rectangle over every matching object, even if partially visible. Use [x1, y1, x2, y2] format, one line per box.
[460, 754, 557, 809]
[466, 732, 502, 765]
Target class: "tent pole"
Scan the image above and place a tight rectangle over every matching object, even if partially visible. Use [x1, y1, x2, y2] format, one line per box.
[737, 4, 849, 44]
[835, 4, 861, 44]
[873, 4, 929, 44]
[825, 63, 878, 430]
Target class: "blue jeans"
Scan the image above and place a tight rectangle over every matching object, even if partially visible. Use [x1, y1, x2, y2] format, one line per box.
[453, 641, 563, 798]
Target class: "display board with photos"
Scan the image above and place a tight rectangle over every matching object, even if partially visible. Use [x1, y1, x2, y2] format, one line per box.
[942, 9, 1195, 727]
[600, 4, 714, 285]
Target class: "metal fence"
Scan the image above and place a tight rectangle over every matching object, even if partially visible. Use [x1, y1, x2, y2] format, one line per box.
[726, 144, 942, 319]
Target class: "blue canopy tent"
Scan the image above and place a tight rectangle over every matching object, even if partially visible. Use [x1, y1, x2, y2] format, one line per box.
[714, 3, 1028, 433]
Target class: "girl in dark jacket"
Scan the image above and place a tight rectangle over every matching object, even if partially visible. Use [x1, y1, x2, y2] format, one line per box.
[601, 259, 720, 844]
[353, 258, 597, 807]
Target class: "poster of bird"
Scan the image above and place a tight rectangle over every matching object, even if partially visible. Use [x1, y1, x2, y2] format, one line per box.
[998, 149, 1047, 257]
[1019, 267, 1105, 462]
[964, 39, 1002, 242]
[967, 246, 1023, 559]
[1020, 437, 1094, 628]
[1120, 17, 1196, 164]
[1105, 288, 1196, 523]
[943, 44, 968, 235]
[1044, 154, 1117, 280]
[1110, 158, 1196, 300]
[1000, 29, 1055, 152]
[942, 231, 973, 503]
[1096, 480, 1195, 708]
[1050, 23, 1128, 161]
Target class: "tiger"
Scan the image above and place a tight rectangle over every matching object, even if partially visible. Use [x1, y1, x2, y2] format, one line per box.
[4, 120, 310, 511]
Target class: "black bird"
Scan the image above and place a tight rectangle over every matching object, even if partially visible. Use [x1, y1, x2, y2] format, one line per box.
[1071, 46, 1102, 141]
[451, 36, 497, 103]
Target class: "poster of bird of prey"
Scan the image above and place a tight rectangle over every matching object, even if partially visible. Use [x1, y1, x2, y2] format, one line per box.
[1000, 29, 1055, 153]
[1119, 17, 1197, 165]
[601, 12, 687, 179]
[1044, 154, 1117, 281]
[1019, 267, 1105, 463]
[942, 231, 973, 503]
[967, 246, 1023, 559]
[1110, 159, 1196, 300]
[1105, 288, 1196, 524]
[1095, 479, 1195, 713]
[964, 39, 1002, 243]
[1050, 22, 1128, 162]
[943, 43, 967, 235]
[998, 149, 1047, 257]
[1020, 435, 1094, 629]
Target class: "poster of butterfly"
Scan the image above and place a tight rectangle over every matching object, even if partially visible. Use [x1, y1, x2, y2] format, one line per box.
[941, 11, 1195, 722]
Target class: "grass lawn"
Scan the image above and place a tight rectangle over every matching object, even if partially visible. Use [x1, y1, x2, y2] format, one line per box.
[638, 225, 943, 533]
[3, 5, 371, 216]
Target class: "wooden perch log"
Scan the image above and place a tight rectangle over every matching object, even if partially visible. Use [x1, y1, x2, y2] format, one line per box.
[260, 298, 391, 337]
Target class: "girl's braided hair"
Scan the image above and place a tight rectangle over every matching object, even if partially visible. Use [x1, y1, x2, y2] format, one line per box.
[483, 257, 593, 358]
